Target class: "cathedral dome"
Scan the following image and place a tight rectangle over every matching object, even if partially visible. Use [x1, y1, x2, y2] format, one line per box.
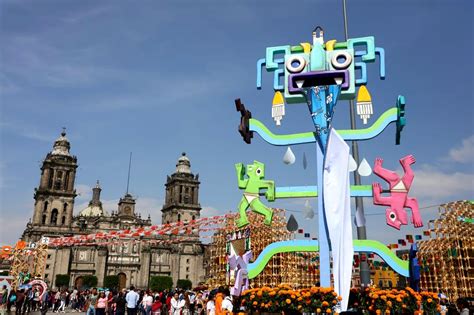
[176, 152, 191, 174]
[79, 181, 108, 217]
[79, 205, 107, 217]
[51, 130, 71, 156]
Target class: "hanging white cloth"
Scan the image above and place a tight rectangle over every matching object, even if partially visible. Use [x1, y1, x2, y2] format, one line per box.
[323, 128, 353, 312]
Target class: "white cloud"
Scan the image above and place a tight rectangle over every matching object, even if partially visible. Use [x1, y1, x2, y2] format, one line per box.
[201, 206, 226, 218]
[0, 217, 27, 245]
[412, 164, 473, 204]
[75, 184, 92, 201]
[0, 121, 54, 142]
[448, 134, 474, 163]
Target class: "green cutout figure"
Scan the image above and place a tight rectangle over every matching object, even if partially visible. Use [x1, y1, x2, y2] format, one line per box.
[235, 161, 275, 227]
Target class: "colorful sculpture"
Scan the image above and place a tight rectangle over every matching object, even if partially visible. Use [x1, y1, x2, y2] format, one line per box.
[233, 26, 418, 310]
[372, 155, 423, 229]
[235, 161, 275, 227]
[229, 250, 252, 296]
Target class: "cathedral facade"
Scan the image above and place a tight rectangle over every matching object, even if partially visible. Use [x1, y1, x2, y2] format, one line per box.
[21, 131, 206, 289]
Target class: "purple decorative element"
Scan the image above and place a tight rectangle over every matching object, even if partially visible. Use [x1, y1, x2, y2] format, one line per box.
[288, 70, 350, 95]
[229, 250, 253, 296]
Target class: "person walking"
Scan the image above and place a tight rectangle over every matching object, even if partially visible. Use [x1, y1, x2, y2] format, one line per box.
[115, 292, 126, 315]
[0, 285, 8, 315]
[125, 286, 139, 315]
[15, 289, 25, 315]
[143, 291, 153, 315]
[170, 292, 184, 315]
[96, 292, 108, 315]
[205, 294, 215, 315]
[87, 288, 99, 315]
[40, 290, 49, 315]
[220, 289, 232, 315]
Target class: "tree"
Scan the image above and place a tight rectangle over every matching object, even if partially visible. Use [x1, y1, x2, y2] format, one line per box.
[55, 274, 70, 288]
[176, 279, 192, 290]
[82, 275, 98, 288]
[103, 275, 119, 290]
[149, 276, 173, 292]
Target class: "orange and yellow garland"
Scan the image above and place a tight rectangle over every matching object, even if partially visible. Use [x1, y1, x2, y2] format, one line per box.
[241, 285, 341, 314]
[348, 286, 440, 314]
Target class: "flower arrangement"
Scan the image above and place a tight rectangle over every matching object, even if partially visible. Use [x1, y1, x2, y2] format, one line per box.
[348, 286, 440, 314]
[241, 285, 341, 314]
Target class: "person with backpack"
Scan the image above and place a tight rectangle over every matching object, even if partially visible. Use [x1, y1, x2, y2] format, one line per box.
[15, 289, 25, 315]
[220, 289, 232, 315]
[40, 290, 49, 315]
[7, 289, 16, 313]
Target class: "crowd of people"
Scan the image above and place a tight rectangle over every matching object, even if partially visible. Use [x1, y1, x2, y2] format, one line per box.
[0, 285, 236, 315]
[1, 284, 472, 314]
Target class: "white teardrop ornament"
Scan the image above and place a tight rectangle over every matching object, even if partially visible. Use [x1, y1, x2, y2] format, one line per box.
[283, 147, 296, 165]
[357, 158, 373, 176]
[348, 155, 358, 172]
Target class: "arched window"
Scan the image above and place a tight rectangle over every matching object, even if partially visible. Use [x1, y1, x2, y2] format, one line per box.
[61, 216, 66, 225]
[42, 215, 47, 224]
[64, 172, 70, 190]
[192, 215, 196, 221]
[177, 214, 181, 222]
[63, 203, 68, 213]
[50, 208, 58, 225]
[43, 201, 49, 212]
[48, 169, 54, 188]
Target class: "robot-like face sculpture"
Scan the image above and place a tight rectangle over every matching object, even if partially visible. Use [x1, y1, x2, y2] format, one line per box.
[257, 27, 384, 104]
[246, 161, 265, 180]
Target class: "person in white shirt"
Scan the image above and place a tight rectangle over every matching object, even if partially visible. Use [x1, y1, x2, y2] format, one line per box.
[144, 291, 153, 315]
[206, 295, 215, 315]
[221, 289, 232, 314]
[125, 287, 140, 315]
[170, 293, 184, 315]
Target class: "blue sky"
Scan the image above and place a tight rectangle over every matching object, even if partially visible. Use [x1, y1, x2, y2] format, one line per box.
[0, 0, 472, 246]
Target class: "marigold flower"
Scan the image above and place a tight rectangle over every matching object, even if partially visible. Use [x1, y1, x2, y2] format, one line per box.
[376, 310, 381, 315]
[326, 309, 332, 314]
[286, 299, 291, 305]
[316, 308, 321, 313]
[291, 295, 296, 299]
[252, 301, 257, 306]
[322, 301, 329, 307]
[337, 296, 342, 301]
[250, 295, 255, 300]
[427, 298, 432, 303]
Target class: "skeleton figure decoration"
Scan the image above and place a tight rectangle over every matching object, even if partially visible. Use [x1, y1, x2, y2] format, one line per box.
[235, 161, 275, 227]
[372, 155, 423, 229]
[229, 250, 253, 296]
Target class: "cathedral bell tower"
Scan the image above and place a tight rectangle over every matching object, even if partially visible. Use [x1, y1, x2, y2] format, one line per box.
[161, 153, 201, 228]
[30, 130, 78, 237]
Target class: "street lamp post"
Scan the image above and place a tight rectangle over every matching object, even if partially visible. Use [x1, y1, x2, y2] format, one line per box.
[342, 0, 370, 287]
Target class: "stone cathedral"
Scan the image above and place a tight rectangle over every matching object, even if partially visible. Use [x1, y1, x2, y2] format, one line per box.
[21, 131, 206, 289]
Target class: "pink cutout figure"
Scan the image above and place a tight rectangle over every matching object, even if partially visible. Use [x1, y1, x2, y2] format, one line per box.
[372, 155, 423, 230]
